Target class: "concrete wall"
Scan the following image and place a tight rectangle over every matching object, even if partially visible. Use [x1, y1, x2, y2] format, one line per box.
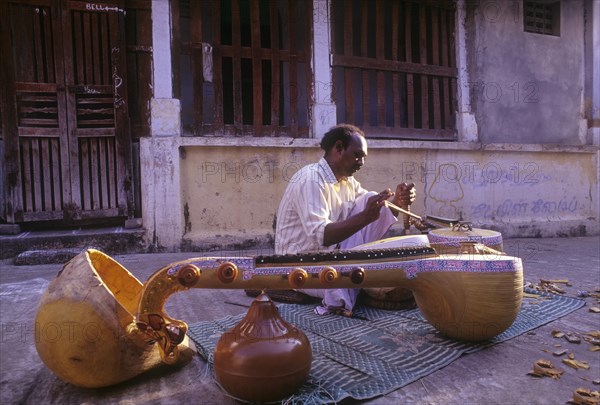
[171, 138, 598, 252]
[468, 0, 587, 144]
[179, 142, 319, 250]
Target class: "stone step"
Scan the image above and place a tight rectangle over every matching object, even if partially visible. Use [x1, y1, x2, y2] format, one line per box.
[0, 226, 147, 262]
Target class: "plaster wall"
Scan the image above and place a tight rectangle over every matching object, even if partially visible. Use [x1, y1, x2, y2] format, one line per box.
[176, 140, 598, 251]
[468, 0, 586, 144]
[179, 143, 319, 250]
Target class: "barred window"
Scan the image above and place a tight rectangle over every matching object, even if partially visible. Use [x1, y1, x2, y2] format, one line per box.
[523, 1, 560, 36]
[174, 0, 312, 137]
[331, 0, 458, 140]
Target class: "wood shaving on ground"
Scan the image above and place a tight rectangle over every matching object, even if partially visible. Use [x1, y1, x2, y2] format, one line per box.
[525, 280, 568, 295]
[566, 334, 583, 344]
[541, 279, 572, 286]
[580, 287, 600, 299]
[569, 388, 600, 405]
[584, 332, 600, 351]
[552, 349, 568, 356]
[563, 358, 591, 370]
[551, 330, 597, 347]
[528, 359, 564, 379]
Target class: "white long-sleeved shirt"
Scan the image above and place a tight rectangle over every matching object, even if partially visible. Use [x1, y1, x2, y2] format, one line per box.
[274, 157, 368, 255]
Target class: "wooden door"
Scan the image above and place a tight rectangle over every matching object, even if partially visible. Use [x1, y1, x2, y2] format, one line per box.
[0, 0, 132, 224]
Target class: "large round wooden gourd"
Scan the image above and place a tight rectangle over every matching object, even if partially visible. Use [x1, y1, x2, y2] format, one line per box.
[355, 232, 521, 341]
[34, 249, 195, 388]
[214, 292, 312, 402]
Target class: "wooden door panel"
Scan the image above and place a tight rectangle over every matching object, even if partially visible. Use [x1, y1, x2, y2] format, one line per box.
[2, 0, 131, 223]
[77, 135, 119, 214]
[15, 85, 61, 136]
[18, 136, 64, 220]
[64, 1, 127, 218]
[3, 0, 70, 221]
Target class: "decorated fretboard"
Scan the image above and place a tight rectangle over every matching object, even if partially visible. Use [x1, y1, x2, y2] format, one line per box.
[255, 245, 437, 266]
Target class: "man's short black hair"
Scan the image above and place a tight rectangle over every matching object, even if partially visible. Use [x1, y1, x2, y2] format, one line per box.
[319, 124, 365, 152]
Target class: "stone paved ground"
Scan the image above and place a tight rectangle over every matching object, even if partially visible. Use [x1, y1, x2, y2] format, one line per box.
[1, 236, 598, 404]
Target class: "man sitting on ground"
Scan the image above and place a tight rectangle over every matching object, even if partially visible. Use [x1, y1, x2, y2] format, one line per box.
[274, 123, 416, 314]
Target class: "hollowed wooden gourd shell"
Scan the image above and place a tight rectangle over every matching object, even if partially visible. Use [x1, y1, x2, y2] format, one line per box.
[34, 249, 194, 388]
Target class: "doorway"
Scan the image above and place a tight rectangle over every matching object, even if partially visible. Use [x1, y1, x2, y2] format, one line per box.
[0, 0, 135, 225]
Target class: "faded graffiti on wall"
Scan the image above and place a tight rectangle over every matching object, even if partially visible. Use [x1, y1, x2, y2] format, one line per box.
[399, 161, 587, 222]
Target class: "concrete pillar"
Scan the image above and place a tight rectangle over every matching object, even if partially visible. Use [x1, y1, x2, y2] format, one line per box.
[455, 0, 479, 142]
[140, 136, 182, 251]
[590, 0, 600, 146]
[311, 0, 337, 140]
[141, 0, 184, 251]
[152, 0, 173, 99]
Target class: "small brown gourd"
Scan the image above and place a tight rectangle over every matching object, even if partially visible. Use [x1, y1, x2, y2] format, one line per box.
[214, 291, 312, 402]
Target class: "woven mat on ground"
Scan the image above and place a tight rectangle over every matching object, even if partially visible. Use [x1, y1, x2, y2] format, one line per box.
[187, 289, 585, 404]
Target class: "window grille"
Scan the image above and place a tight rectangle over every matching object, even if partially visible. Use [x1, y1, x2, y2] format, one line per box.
[331, 0, 458, 140]
[174, 0, 312, 137]
[524, 1, 560, 36]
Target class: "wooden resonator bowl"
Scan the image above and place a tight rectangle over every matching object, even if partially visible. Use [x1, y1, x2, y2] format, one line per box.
[406, 268, 523, 341]
[34, 249, 194, 388]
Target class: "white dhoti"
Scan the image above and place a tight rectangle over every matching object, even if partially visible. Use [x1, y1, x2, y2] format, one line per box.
[300, 191, 398, 314]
